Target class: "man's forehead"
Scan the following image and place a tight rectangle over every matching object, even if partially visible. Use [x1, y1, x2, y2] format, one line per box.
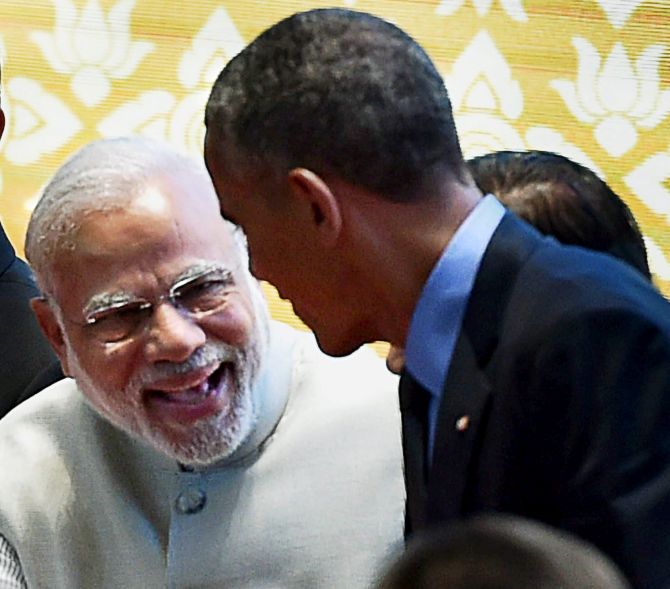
[75, 185, 229, 249]
[49, 214, 242, 309]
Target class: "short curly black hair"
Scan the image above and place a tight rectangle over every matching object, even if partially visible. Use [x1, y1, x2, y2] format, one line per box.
[205, 8, 467, 201]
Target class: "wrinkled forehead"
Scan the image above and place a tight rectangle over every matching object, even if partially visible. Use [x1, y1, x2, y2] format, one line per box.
[50, 244, 245, 319]
[47, 188, 244, 306]
[70, 172, 235, 253]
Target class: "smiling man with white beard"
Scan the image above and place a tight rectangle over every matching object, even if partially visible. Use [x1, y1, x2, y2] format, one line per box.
[0, 137, 405, 589]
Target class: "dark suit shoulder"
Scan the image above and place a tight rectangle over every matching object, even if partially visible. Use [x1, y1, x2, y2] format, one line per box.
[0, 256, 57, 417]
[451, 215, 670, 588]
[0, 257, 41, 296]
[494, 225, 668, 353]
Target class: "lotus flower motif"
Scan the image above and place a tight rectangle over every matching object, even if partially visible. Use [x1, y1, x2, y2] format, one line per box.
[98, 7, 244, 158]
[2, 78, 81, 167]
[31, 0, 153, 107]
[444, 31, 603, 175]
[644, 237, 670, 282]
[178, 7, 244, 90]
[624, 147, 670, 281]
[436, 0, 527, 21]
[445, 31, 524, 121]
[551, 38, 670, 157]
[625, 147, 670, 224]
[595, 0, 645, 28]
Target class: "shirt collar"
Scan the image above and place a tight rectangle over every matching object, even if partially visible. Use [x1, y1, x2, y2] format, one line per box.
[404, 194, 505, 398]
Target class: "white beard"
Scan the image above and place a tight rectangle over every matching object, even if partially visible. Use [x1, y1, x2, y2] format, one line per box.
[66, 300, 269, 467]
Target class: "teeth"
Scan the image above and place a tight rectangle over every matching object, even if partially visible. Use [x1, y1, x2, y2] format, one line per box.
[149, 364, 228, 403]
[193, 379, 210, 396]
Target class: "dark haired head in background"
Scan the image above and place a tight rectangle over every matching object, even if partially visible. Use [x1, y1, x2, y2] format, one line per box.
[386, 149, 653, 374]
[378, 515, 631, 589]
[468, 150, 651, 279]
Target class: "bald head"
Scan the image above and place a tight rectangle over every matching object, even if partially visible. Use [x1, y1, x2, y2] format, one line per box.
[26, 137, 246, 296]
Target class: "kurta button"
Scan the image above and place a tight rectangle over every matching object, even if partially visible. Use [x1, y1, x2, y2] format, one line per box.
[175, 488, 207, 514]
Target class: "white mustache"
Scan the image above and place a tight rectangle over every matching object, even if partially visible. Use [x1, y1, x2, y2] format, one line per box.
[132, 341, 244, 388]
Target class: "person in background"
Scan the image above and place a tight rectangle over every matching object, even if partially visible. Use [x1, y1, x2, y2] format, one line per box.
[386, 148, 652, 374]
[0, 137, 404, 588]
[0, 60, 58, 417]
[468, 149, 651, 279]
[203, 9, 670, 588]
[377, 515, 631, 589]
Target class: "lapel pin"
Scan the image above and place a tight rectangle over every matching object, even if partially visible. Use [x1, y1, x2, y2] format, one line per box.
[455, 415, 470, 432]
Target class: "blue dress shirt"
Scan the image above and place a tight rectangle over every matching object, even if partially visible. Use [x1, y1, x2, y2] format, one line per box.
[404, 194, 505, 461]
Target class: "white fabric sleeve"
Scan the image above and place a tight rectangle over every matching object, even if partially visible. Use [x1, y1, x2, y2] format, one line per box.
[0, 534, 26, 589]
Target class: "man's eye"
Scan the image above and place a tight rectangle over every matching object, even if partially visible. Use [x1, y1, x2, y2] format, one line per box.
[88, 303, 151, 342]
[176, 279, 231, 313]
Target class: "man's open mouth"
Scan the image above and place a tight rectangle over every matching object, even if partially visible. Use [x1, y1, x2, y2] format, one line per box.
[144, 362, 235, 421]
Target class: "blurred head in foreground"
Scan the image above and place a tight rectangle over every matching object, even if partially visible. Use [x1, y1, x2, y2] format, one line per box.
[377, 515, 631, 589]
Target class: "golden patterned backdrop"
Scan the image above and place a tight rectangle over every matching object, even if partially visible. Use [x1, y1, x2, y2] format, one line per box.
[0, 0, 668, 342]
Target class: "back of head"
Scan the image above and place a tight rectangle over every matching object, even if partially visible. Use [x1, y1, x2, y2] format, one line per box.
[378, 515, 631, 589]
[25, 137, 230, 295]
[206, 8, 467, 201]
[468, 150, 650, 278]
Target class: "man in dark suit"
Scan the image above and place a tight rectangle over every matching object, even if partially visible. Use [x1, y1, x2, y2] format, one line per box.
[203, 9, 670, 588]
[0, 66, 58, 417]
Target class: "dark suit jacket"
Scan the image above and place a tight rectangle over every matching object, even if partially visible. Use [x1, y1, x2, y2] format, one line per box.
[0, 223, 59, 417]
[402, 213, 670, 589]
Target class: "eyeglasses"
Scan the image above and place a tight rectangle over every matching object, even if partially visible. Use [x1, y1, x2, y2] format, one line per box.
[71, 267, 238, 344]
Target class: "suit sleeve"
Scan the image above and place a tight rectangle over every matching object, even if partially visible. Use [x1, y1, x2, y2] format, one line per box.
[527, 307, 670, 589]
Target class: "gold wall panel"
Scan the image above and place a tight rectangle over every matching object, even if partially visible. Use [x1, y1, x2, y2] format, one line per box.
[1, 1, 668, 354]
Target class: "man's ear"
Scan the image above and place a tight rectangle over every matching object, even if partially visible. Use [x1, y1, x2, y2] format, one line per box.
[30, 297, 71, 376]
[0, 108, 5, 141]
[287, 168, 342, 246]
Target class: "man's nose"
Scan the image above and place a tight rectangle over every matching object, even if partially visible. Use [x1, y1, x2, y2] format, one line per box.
[143, 302, 207, 364]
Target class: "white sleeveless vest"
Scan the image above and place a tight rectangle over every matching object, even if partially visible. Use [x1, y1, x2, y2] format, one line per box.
[0, 322, 405, 588]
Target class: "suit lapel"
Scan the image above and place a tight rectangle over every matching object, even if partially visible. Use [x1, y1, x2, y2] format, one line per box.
[425, 212, 543, 523]
[399, 372, 430, 533]
[427, 332, 491, 521]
